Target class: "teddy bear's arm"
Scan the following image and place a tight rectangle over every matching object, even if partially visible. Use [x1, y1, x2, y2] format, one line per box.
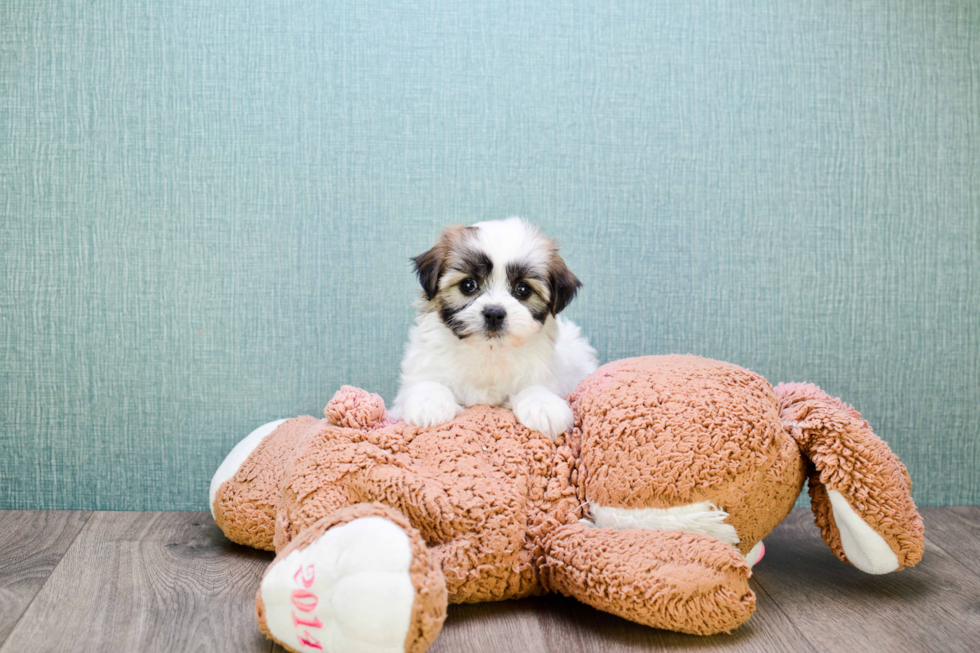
[212, 416, 320, 551]
[542, 523, 755, 636]
[276, 451, 471, 552]
[775, 383, 924, 574]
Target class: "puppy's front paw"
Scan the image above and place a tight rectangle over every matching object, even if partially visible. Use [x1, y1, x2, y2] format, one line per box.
[511, 387, 573, 439]
[404, 397, 461, 428]
[398, 382, 463, 428]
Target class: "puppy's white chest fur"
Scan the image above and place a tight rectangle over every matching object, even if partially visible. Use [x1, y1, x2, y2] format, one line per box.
[401, 312, 561, 407]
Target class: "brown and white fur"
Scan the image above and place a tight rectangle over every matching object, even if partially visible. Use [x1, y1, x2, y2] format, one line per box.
[390, 218, 598, 438]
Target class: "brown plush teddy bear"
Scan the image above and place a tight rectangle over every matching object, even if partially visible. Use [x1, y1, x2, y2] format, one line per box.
[209, 355, 923, 653]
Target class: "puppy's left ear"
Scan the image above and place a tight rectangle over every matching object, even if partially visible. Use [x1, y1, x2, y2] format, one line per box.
[548, 255, 582, 315]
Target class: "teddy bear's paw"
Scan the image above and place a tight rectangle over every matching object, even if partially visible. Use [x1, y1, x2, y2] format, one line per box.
[209, 419, 286, 518]
[511, 386, 574, 439]
[259, 516, 418, 653]
[827, 490, 900, 574]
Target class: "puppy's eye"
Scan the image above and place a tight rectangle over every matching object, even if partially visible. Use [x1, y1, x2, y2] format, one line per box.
[514, 281, 531, 299]
[460, 278, 478, 295]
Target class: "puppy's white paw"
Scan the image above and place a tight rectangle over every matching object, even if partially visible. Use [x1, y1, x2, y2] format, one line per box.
[397, 381, 463, 428]
[511, 386, 573, 439]
[404, 397, 461, 428]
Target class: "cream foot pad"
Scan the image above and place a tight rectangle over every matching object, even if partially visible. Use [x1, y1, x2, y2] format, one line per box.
[259, 516, 416, 653]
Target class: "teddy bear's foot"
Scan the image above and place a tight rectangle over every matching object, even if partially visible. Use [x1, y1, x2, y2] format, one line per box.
[257, 503, 447, 653]
[544, 523, 755, 635]
[209, 419, 285, 517]
[211, 416, 319, 551]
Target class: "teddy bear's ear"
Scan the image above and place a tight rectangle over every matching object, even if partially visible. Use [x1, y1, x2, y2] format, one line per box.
[548, 253, 583, 315]
[774, 382, 924, 573]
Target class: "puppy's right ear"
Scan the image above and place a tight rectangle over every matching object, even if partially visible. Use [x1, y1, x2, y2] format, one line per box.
[412, 225, 467, 301]
[412, 243, 445, 301]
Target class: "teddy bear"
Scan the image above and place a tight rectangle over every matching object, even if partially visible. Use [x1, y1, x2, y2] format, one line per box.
[209, 355, 923, 653]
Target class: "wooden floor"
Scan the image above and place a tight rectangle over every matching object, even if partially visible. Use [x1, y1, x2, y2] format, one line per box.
[0, 508, 977, 653]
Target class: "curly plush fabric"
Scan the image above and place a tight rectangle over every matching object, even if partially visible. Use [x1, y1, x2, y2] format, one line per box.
[543, 524, 756, 635]
[324, 385, 388, 429]
[568, 356, 805, 555]
[775, 382, 924, 569]
[256, 502, 448, 653]
[274, 404, 582, 602]
[212, 355, 924, 650]
[214, 415, 318, 550]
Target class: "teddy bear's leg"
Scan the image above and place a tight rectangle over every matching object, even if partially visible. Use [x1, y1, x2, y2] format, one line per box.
[211, 416, 319, 551]
[775, 382, 924, 574]
[276, 463, 537, 602]
[542, 523, 755, 635]
[275, 463, 467, 552]
[257, 502, 448, 653]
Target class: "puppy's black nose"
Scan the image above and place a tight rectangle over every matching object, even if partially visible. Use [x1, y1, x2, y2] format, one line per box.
[482, 305, 506, 331]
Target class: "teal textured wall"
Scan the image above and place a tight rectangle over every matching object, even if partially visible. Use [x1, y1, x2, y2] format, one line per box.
[1, 1, 978, 510]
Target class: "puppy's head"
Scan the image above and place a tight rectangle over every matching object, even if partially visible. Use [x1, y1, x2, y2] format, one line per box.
[412, 218, 581, 345]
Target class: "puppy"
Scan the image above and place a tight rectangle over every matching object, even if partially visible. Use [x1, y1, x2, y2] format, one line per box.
[391, 217, 598, 438]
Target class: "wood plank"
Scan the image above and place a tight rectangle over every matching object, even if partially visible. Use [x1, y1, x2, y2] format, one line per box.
[530, 585, 816, 653]
[5, 509, 979, 652]
[434, 565, 816, 652]
[433, 599, 551, 653]
[0, 512, 283, 653]
[751, 509, 980, 653]
[921, 506, 980, 577]
[0, 511, 90, 646]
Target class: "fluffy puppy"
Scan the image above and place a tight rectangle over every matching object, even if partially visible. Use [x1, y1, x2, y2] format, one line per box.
[390, 218, 598, 438]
